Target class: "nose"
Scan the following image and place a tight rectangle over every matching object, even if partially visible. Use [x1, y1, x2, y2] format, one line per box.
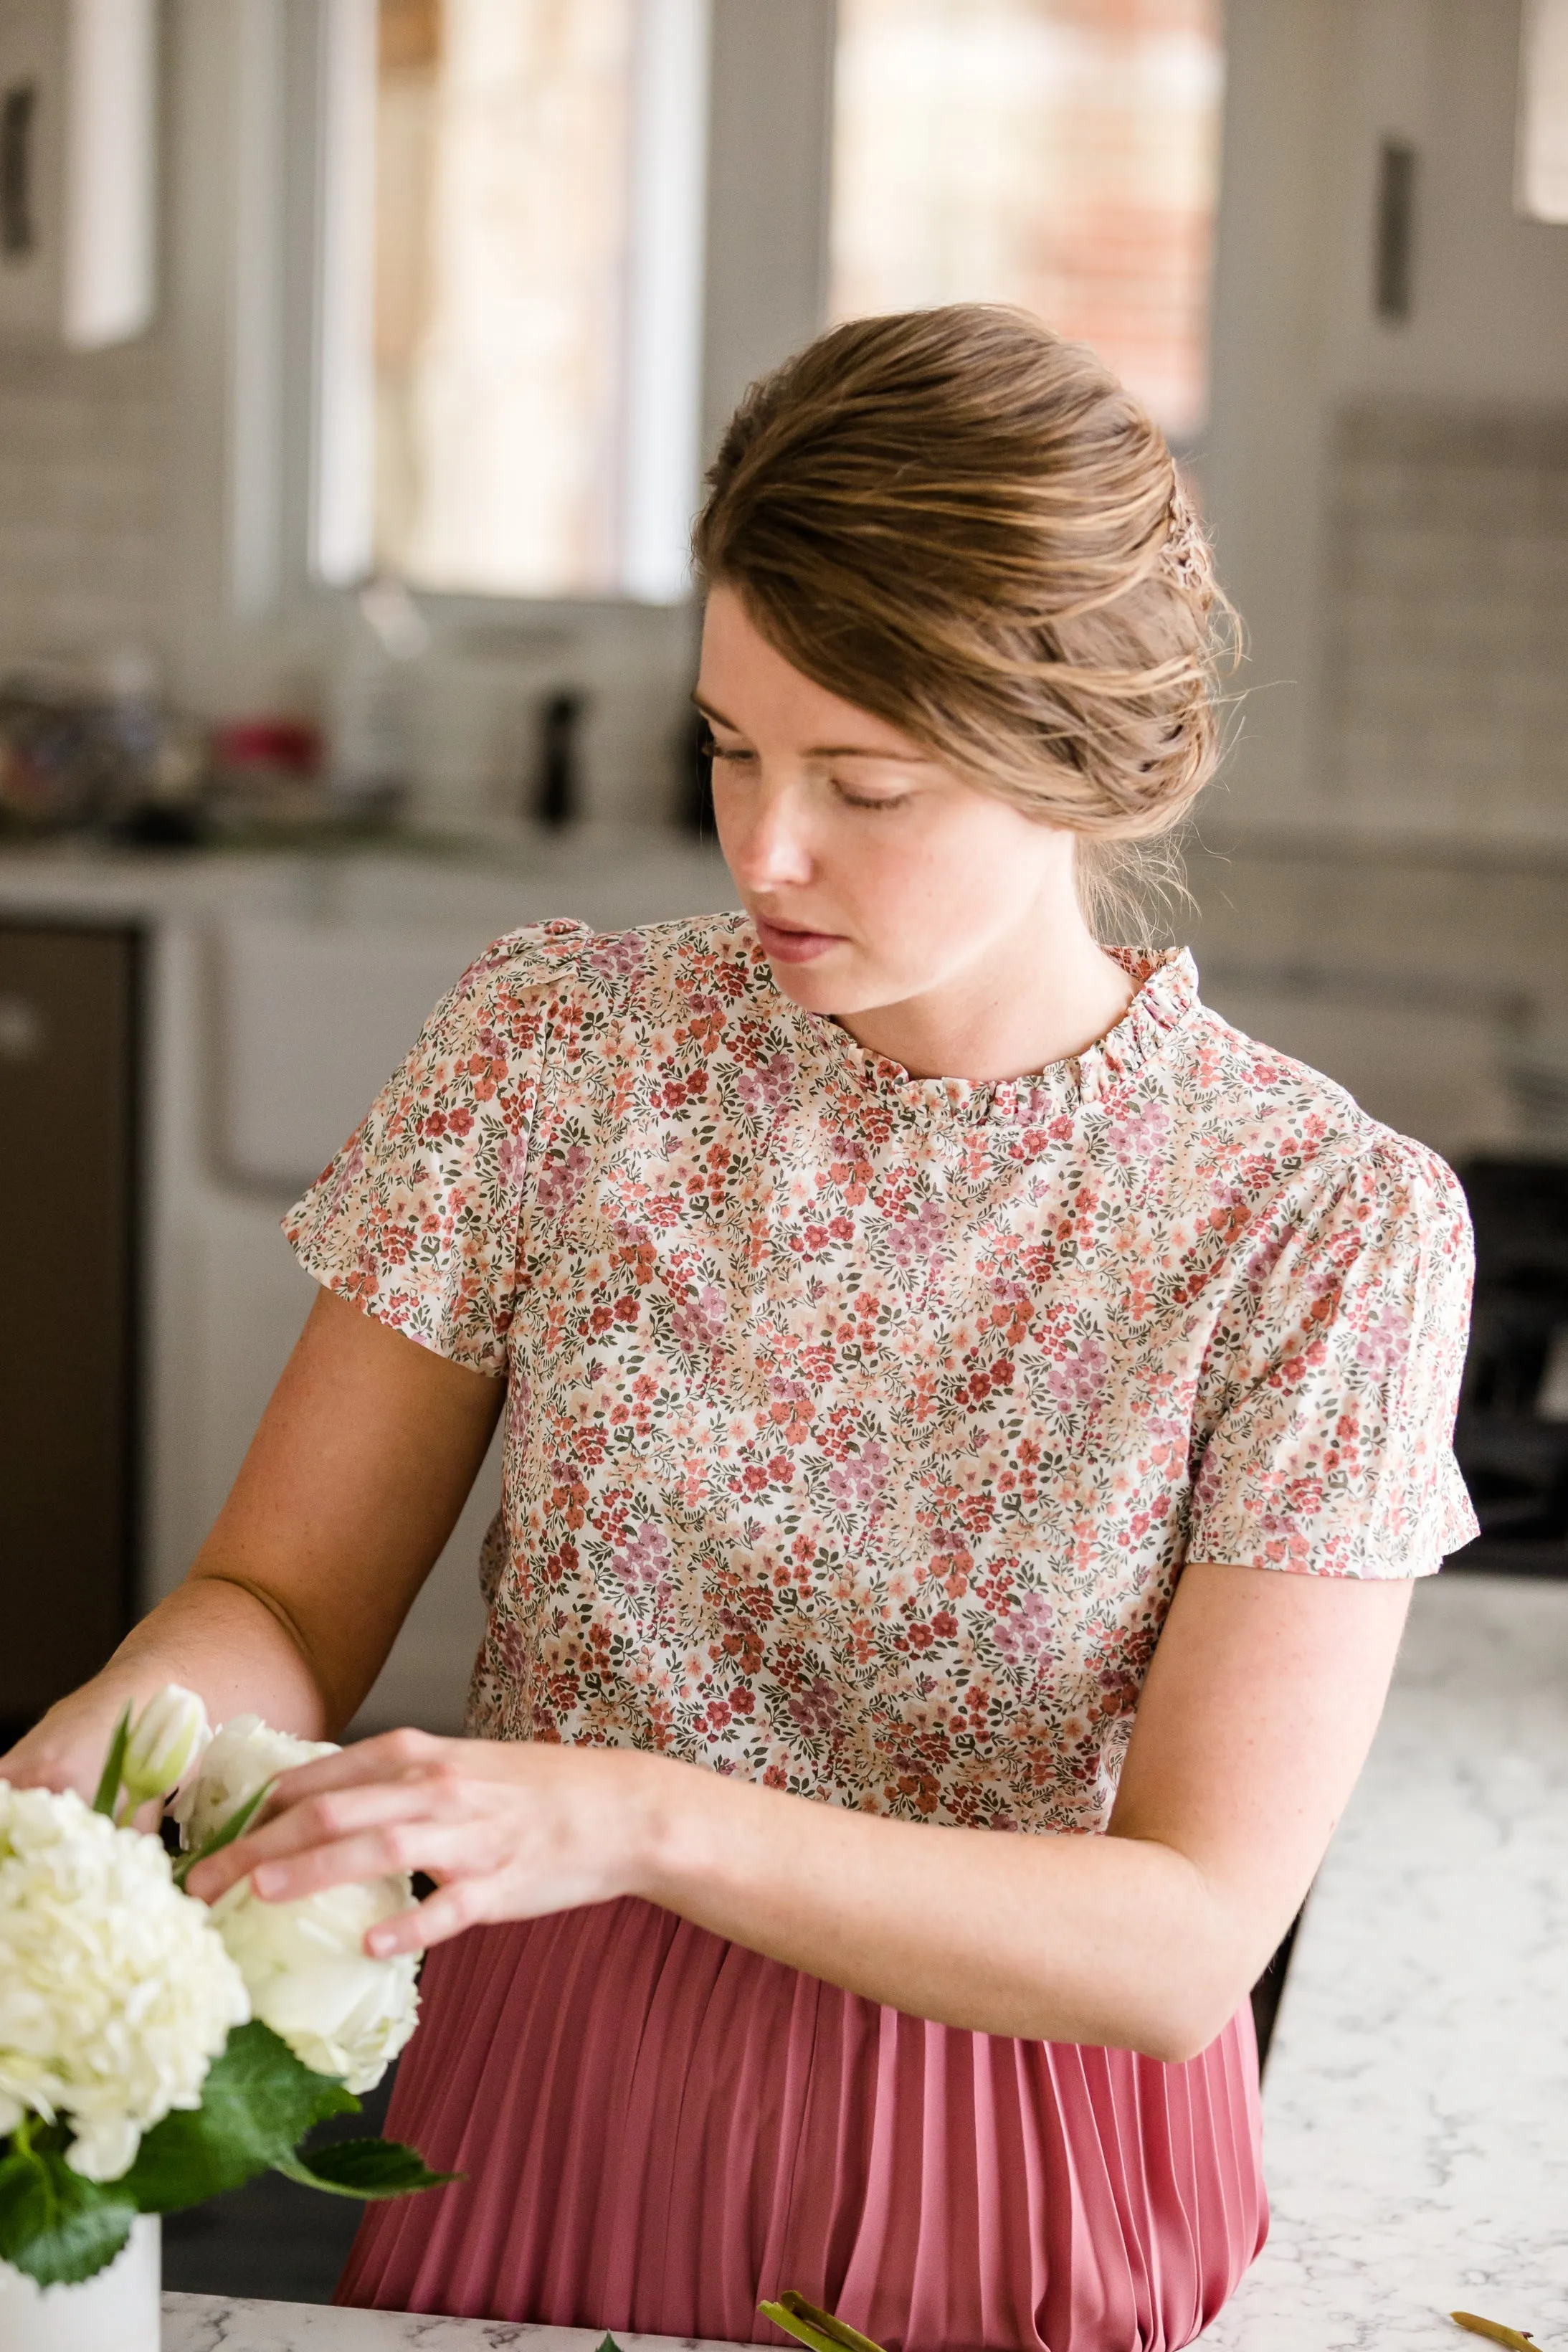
[726, 772, 816, 893]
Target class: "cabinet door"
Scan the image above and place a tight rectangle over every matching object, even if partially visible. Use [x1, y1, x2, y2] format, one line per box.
[0, 923, 140, 1736]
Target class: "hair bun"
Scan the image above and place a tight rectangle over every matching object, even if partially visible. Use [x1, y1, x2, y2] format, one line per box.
[693, 304, 1237, 939]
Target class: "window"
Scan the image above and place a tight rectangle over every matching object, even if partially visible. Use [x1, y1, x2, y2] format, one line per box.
[316, 0, 710, 603]
[1518, 0, 1568, 223]
[829, 0, 1224, 445]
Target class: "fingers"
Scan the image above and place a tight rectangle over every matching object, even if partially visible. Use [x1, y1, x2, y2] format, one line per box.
[177, 1732, 653, 1943]
[251, 1818, 480, 1905]
[185, 1765, 477, 1901]
[366, 1880, 490, 1958]
[260, 1727, 449, 1808]
[181, 1728, 460, 1900]
[359, 1846, 620, 1958]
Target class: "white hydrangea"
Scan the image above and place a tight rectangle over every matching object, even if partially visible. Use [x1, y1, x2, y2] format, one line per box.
[168, 1714, 336, 1856]
[0, 1782, 249, 2182]
[176, 1715, 419, 2093]
[209, 1877, 421, 2094]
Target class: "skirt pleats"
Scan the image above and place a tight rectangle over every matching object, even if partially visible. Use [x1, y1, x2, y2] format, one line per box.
[336, 1896, 1266, 2352]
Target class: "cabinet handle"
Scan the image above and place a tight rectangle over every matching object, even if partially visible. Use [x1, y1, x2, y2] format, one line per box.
[1, 81, 37, 259]
[1375, 138, 1416, 321]
[0, 992, 44, 1061]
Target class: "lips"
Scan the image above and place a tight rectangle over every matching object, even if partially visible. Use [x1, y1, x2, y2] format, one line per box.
[753, 912, 845, 964]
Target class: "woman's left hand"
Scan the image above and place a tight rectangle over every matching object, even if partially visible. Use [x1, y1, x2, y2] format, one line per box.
[183, 1566, 1415, 2054]
[182, 1730, 665, 1955]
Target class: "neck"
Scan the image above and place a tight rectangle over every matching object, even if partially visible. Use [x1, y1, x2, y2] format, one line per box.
[835, 896, 1139, 1084]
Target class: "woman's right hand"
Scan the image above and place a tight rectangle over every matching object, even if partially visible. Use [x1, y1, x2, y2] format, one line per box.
[0, 1677, 148, 1801]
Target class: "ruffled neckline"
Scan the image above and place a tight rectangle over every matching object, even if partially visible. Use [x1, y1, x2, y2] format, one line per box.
[752, 935, 1200, 1127]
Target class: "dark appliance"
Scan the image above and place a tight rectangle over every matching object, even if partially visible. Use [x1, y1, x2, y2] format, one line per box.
[0, 920, 141, 1743]
[1450, 1156, 1568, 1575]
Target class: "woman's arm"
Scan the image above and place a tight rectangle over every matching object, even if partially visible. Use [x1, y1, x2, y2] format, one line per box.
[187, 1558, 1412, 2062]
[1, 1289, 503, 1796]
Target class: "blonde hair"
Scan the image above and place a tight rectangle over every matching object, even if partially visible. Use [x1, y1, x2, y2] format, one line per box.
[692, 304, 1235, 939]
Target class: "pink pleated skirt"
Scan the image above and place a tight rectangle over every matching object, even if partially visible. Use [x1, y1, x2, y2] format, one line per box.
[336, 1897, 1266, 2352]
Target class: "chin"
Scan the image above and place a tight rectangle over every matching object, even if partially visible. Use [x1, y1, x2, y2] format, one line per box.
[765, 959, 845, 1010]
[767, 962, 905, 1029]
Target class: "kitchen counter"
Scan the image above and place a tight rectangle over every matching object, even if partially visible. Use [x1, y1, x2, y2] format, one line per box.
[163, 2317, 728, 2350]
[0, 823, 732, 929]
[161, 1572, 1567, 2349]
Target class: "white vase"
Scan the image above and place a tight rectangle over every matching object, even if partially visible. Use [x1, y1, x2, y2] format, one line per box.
[0, 2213, 161, 2352]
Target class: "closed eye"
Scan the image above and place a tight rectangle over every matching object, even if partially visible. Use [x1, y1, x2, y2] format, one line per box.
[836, 785, 909, 812]
[704, 735, 910, 809]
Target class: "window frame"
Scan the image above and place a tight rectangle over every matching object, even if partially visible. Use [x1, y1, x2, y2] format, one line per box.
[224, 0, 838, 637]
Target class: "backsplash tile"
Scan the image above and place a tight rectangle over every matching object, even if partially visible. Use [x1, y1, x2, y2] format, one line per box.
[0, 341, 169, 670]
[1326, 402, 1568, 844]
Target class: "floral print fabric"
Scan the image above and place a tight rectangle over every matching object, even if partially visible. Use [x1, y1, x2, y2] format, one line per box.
[286, 914, 1478, 1834]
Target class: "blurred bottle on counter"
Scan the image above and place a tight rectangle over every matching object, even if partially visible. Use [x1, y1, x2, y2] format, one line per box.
[328, 579, 430, 816]
[531, 690, 585, 829]
[101, 648, 208, 845]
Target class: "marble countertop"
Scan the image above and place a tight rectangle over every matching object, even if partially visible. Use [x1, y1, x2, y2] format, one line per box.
[162, 2316, 729, 2351]
[163, 1571, 1568, 2351]
[1199, 1570, 1568, 2352]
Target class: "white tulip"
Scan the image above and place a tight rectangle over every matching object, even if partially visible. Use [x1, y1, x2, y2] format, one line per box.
[168, 1715, 337, 1855]
[121, 1684, 211, 1809]
[208, 1876, 420, 2093]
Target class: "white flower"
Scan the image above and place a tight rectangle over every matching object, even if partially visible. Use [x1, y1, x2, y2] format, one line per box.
[174, 1713, 421, 2093]
[209, 1877, 420, 2094]
[0, 1781, 249, 2181]
[121, 1684, 211, 1810]
[168, 1714, 336, 1855]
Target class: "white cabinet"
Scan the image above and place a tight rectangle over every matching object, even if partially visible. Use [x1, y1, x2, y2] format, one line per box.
[218, 919, 506, 1194]
[215, 838, 736, 1191]
[0, 0, 156, 348]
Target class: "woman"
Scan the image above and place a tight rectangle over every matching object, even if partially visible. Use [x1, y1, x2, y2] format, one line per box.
[5, 308, 1477, 2352]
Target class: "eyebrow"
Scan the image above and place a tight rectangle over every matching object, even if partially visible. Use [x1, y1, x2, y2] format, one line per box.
[691, 691, 932, 764]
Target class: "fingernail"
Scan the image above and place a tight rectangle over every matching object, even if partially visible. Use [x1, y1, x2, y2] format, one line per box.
[366, 1928, 396, 1955]
[252, 1865, 286, 1897]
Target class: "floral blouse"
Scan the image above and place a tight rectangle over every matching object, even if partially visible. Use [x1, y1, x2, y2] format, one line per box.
[287, 914, 1478, 1835]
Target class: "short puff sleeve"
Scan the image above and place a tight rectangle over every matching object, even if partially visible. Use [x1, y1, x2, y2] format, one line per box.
[283, 924, 584, 1374]
[1187, 1134, 1479, 1578]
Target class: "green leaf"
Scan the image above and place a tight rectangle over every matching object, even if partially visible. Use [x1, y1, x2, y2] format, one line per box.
[595, 2336, 624, 2352]
[171, 1779, 275, 1889]
[759, 2292, 889, 2352]
[90, 1704, 132, 1819]
[272, 2137, 457, 2201]
[0, 2143, 136, 2287]
[119, 2020, 357, 2211]
[760, 2302, 841, 2352]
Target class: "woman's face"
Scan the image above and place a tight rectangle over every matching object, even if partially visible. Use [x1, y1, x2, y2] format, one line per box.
[697, 583, 1079, 1029]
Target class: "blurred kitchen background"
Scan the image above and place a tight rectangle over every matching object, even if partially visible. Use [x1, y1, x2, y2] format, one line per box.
[5, 0, 1568, 1772]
